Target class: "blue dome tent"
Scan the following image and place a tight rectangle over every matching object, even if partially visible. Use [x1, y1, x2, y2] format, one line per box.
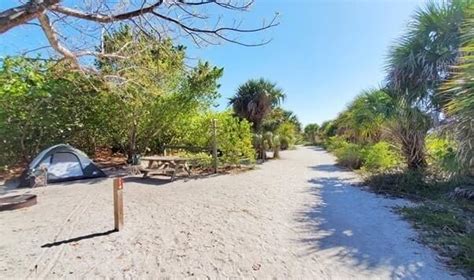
[20, 144, 106, 186]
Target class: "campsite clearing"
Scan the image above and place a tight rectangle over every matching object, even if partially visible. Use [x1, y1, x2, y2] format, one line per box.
[0, 147, 461, 279]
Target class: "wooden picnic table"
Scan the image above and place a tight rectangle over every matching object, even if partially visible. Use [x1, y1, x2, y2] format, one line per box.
[139, 156, 191, 181]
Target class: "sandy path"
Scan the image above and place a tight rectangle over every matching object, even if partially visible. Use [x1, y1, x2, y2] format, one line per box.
[0, 147, 461, 279]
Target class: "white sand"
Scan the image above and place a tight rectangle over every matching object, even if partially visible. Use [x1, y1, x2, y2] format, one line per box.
[0, 147, 462, 279]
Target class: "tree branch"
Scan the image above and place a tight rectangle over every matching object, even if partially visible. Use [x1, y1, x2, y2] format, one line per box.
[50, 1, 164, 23]
[0, 0, 60, 34]
[1, 0, 279, 65]
[37, 11, 78, 66]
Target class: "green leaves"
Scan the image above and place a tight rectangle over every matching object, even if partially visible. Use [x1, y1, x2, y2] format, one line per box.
[386, 0, 467, 108]
[439, 6, 474, 174]
[332, 88, 395, 144]
[229, 78, 285, 131]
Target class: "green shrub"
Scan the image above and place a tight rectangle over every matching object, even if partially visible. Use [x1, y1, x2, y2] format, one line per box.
[178, 111, 256, 166]
[217, 112, 256, 165]
[426, 135, 460, 176]
[325, 135, 348, 152]
[362, 141, 402, 172]
[276, 121, 298, 150]
[334, 143, 365, 169]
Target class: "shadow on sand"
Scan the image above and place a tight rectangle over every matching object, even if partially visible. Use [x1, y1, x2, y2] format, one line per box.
[295, 166, 439, 279]
[309, 164, 347, 173]
[123, 172, 224, 186]
[41, 229, 117, 248]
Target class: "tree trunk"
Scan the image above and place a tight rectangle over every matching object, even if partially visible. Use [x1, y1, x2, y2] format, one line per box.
[127, 123, 137, 162]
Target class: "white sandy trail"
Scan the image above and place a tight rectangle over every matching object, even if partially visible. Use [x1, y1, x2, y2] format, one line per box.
[0, 147, 462, 279]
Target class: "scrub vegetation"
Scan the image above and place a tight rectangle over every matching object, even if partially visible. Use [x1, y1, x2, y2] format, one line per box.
[0, 27, 301, 174]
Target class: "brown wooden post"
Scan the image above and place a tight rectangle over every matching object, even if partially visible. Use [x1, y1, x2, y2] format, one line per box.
[211, 119, 218, 174]
[113, 178, 124, 231]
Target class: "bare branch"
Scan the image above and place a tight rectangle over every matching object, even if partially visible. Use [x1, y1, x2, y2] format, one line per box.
[37, 12, 78, 66]
[1, 0, 280, 65]
[50, 1, 164, 23]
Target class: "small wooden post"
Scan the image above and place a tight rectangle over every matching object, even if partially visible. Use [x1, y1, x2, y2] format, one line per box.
[211, 119, 218, 174]
[113, 178, 124, 231]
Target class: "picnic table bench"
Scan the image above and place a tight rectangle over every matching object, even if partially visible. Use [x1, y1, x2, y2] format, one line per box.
[139, 156, 191, 181]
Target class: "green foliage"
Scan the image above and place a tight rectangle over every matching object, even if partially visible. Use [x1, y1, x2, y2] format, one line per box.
[325, 136, 348, 152]
[176, 111, 255, 165]
[272, 134, 281, 159]
[386, 0, 467, 107]
[426, 135, 460, 175]
[0, 57, 112, 165]
[229, 78, 285, 131]
[334, 89, 394, 144]
[214, 112, 255, 165]
[276, 121, 298, 150]
[383, 0, 470, 173]
[262, 107, 301, 133]
[400, 203, 473, 275]
[362, 141, 403, 172]
[320, 120, 337, 138]
[440, 7, 474, 175]
[333, 142, 365, 169]
[364, 170, 430, 197]
[0, 30, 234, 167]
[304, 123, 320, 144]
[385, 99, 432, 170]
[95, 27, 224, 159]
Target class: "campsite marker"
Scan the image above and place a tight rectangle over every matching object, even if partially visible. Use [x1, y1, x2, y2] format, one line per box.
[113, 178, 124, 231]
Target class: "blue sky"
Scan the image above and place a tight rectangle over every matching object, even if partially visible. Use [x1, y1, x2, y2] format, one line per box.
[0, 0, 426, 126]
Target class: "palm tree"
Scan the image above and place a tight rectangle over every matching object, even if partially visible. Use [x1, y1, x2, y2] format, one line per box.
[385, 98, 432, 170]
[229, 78, 285, 132]
[440, 7, 474, 174]
[385, 1, 469, 171]
[335, 88, 395, 144]
[304, 123, 320, 144]
[386, 0, 467, 110]
[262, 107, 301, 133]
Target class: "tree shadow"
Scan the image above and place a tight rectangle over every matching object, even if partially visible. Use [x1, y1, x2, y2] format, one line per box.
[295, 169, 445, 279]
[304, 146, 326, 152]
[0, 177, 109, 196]
[309, 164, 349, 173]
[51, 177, 108, 186]
[41, 229, 117, 248]
[124, 176, 171, 186]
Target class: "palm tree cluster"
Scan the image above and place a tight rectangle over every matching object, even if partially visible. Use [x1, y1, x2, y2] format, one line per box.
[317, 0, 473, 174]
[229, 78, 301, 159]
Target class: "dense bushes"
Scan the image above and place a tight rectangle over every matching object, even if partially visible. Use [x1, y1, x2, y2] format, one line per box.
[329, 140, 401, 171]
[426, 135, 460, 176]
[214, 113, 255, 165]
[0, 58, 113, 165]
[0, 44, 255, 168]
[325, 135, 459, 175]
[333, 143, 364, 169]
[363, 141, 402, 172]
[276, 121, 299, 150]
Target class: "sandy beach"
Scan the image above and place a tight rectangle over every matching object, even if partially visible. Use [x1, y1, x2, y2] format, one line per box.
[0, 147, 461, 279]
